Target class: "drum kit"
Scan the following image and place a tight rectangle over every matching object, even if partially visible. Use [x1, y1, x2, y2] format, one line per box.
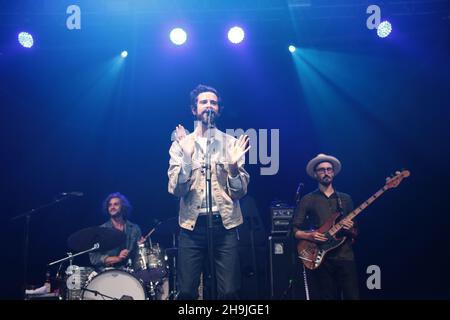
[48, 219, 178, 300]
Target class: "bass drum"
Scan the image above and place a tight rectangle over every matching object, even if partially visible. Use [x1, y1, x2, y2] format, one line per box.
[81, 269, 146, 300]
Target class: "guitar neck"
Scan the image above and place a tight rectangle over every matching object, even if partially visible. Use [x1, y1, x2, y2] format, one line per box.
[329, 186, 388, 236]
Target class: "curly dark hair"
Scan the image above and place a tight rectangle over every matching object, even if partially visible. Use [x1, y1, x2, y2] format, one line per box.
[189, 84, 224, 114]
[102, 192, 133, 220]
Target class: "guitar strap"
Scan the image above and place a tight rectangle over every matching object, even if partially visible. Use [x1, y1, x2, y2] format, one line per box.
[336, 192, 344, 215]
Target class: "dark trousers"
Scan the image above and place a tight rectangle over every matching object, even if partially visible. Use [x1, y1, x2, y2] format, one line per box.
[177, 215, 241, 300]
[307, 259, 360, 300]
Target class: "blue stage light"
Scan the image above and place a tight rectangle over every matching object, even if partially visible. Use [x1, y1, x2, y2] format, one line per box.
[228, 26, 245, 44]
[18, 32, 34, 48]
[170, 28, 187, 45]
[377, 21, 392, 38]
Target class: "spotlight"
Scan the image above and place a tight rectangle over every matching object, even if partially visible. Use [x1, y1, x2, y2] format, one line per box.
[18, 32, 34, 48]
[121, 50, 128, 58]
[288, 45, 296, 53]
[227, 26, 245, 44]
[377, 21, 392, 38]
[170, 28, 187, 45]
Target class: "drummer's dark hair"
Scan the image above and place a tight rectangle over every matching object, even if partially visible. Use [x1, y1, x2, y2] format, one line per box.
[103, 192, 133, 219]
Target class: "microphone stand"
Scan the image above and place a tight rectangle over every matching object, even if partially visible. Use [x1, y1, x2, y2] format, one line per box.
[81, 287, 119, 300]
[294, 183, 304, 207]
[10, 194, 77, 299]
[290, 182, 310, 300]
[204, 110, 217, 300]
[48, 243, 100, 267]
[168, 226, 178, 300]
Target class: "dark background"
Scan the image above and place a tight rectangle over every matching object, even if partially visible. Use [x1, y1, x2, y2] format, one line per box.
[1, 0, 449, 299]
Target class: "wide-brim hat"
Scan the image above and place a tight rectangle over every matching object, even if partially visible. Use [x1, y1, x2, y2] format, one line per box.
[306, 153, 341, 178]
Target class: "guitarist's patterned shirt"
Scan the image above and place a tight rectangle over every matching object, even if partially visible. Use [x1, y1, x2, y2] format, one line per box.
[292, 189, 357, 261]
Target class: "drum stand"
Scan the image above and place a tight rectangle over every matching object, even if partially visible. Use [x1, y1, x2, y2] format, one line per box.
[146, 281, 163, 300]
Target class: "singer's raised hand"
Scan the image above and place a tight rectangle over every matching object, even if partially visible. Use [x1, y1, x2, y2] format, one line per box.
[175, 124, 195, 157]
[228, 135, 251, 177]
[229, 135, 251, 165]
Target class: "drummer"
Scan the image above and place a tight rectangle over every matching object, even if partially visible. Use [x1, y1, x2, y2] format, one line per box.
[89, 192, 144, 271]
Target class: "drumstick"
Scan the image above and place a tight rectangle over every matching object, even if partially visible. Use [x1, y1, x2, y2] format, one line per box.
[141, 221, 162, 243]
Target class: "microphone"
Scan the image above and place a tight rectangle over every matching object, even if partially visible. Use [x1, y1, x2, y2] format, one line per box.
[60, 192, 84, 197]
[206, 109, 216, 128]
[294, 182, 304, 206]
[207, 108, 217, 119]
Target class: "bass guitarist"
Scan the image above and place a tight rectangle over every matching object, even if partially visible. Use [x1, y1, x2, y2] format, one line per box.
[292, 154, 359, 300]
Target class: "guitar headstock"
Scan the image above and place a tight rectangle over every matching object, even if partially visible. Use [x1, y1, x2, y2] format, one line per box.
[385, 169, 410, 189]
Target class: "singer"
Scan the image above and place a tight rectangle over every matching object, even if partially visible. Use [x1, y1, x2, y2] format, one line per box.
[168, 84, 250, 299]
[89, 192, 143, 270]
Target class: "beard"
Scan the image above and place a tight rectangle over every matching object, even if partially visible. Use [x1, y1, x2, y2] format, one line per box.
[109, 209, 123, 218]
[319, 175, 333, 186]
[197, 110, 217, 127]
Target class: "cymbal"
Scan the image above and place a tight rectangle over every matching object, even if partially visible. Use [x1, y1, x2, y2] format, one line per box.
[68, 226, 126, 252]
